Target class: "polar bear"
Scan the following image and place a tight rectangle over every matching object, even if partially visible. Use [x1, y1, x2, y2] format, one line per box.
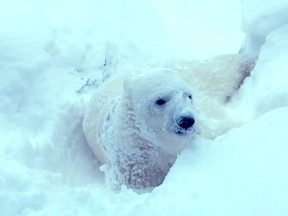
[83, 54, 255, 190]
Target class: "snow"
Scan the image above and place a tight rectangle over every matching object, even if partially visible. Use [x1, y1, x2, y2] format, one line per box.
[241, 0, 288, 55]
[233, 24, 288, 119]
[134, 107, 288, 216]
[1, 0, 288, 215]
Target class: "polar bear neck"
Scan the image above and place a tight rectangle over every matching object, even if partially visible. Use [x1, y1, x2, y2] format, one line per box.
[110, 99, 176, 189]
[116, 98, 158, 150]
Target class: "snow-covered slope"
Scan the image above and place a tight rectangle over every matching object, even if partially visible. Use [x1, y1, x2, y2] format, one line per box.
[1, 0, 288, 215]
[241, 0, 288, 55]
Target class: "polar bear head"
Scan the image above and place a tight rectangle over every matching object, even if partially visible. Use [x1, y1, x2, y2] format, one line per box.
[123, 70, 196, 154]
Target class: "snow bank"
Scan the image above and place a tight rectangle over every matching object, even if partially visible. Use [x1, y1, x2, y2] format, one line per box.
[242, 0, 288, 36]
[241, 0, 288, 55]
[234, 20, 288, 119]
[1, 0, 288, 215]
[133, 107, 288, 216]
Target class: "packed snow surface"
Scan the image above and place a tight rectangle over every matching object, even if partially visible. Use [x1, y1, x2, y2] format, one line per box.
[1, 0, 288, 215]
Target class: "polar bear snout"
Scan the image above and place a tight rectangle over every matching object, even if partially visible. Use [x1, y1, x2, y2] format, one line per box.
[177, 116, 195, 130]
[174, 114, 196, 135]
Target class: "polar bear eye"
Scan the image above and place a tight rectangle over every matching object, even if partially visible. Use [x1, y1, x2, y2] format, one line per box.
[155, 99, 167, 106]
[188, 95, 192, 100]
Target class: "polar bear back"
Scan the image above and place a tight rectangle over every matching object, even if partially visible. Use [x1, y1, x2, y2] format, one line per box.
[169, 54, 255, 103]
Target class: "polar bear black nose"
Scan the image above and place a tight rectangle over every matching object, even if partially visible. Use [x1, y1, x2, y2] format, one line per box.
[177, 116, 195, 130]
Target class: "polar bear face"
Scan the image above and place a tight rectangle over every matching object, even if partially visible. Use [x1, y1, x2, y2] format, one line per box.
[123, 71, 196, 154]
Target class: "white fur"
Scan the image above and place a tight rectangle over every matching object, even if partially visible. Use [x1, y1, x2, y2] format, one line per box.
[83, 54, 255, 190]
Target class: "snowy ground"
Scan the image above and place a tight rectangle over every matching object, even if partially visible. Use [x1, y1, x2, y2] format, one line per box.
[1, 0, 288, 215]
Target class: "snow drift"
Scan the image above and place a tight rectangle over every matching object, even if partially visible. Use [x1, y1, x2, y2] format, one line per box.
[1, 0, 288, 215]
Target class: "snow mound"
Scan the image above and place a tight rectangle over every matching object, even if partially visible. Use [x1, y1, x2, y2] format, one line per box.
[134, 107, 288, 215]
[234, 25, 288, 119]
[1, 0, 288, 215]
[241, 0, 288, 55]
